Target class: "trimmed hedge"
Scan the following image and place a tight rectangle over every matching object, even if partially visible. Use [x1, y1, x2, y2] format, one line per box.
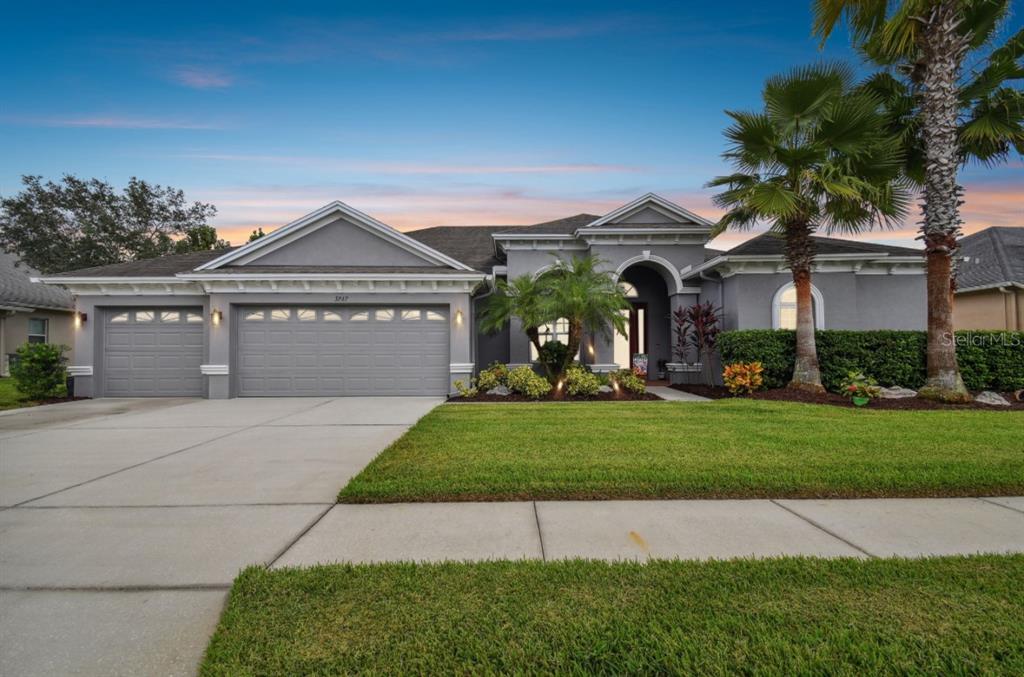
[718, 330, 1024, 392]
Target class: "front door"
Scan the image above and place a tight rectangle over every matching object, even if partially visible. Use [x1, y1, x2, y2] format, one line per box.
[613, 302, 648, 371]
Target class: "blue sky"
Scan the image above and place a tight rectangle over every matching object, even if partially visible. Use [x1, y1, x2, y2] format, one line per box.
[1, 1, 1020, 246]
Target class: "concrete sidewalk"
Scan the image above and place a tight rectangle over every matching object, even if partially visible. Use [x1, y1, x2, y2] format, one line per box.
[274, 496, 1024, 566]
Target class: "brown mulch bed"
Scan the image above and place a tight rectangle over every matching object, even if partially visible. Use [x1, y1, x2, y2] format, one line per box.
[671, 384, 1024, 411]
[448, 391, 662, 403]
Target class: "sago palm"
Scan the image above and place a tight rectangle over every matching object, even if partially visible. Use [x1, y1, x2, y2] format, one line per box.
[813, 0, 1024, 401]
[707, 63, 909, 392]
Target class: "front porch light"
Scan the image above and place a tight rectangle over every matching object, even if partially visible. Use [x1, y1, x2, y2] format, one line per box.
[74, 312, 87, 328]
[211, 309, 222, 326]
[455, 309, 463, 326]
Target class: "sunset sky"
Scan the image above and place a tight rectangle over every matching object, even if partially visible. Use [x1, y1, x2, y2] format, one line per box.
[2, 1, 1020, 249]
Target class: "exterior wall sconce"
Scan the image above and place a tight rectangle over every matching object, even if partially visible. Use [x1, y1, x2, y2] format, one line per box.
[74, 312, 87, 328]
[211, 309, 222, 326]
[455, 309, 463, 326]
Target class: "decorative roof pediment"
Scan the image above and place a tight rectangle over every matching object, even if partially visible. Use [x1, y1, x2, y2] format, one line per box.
[195, 201, 475, 272]
[581, 193, 714, 230]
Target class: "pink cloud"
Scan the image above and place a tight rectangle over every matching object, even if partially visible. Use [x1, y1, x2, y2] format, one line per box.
[171, 66, 233, 89]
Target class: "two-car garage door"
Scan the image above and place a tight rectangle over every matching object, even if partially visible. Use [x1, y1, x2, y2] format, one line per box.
[236, 306, 449, 396]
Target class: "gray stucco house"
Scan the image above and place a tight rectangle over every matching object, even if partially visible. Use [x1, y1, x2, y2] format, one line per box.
[38, 193, 926, 398]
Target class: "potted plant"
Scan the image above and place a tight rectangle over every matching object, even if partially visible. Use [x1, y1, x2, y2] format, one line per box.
[840, 371, 881, 407]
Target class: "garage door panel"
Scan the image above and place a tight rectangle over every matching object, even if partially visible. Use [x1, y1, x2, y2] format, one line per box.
[237, 306, 448, 397]
[103, 308, 204, 397]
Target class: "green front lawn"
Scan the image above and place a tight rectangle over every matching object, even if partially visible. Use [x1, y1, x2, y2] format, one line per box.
[339, 401, 1024, 502]
[0, 378, 30, 411]
[202, 556, 1024, 675]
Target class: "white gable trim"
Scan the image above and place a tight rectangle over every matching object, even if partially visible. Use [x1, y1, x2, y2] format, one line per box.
[195, 201, 474, 271]
[613, 253, 685, 295]
[583, 193, 715, 229]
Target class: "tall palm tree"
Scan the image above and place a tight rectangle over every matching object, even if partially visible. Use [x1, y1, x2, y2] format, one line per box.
[813, 0, 1024, 401]
[707, 63, 909, 392]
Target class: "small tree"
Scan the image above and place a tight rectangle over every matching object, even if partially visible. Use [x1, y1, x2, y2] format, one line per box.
[248, 227, 267, 242]
[681, 302, 723, 385]
[10, 343, 68, 400]
[672, 306, 691, 363]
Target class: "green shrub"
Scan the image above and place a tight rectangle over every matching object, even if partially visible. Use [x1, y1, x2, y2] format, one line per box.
[610, 369, 646, 394]
[536, 341, 570, 381]
[564, 365, 601, 396]
[10, 342, 68, 400]
[453, 379, 478, 399]
[723, 362, 765, 395]
[507, 366, 552, 399]
[476, 362, 509, 391]
[719, 330, 1024, 392]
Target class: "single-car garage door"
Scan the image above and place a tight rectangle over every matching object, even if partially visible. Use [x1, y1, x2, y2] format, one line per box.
[103, 308, 205, 396]
[237, 306, 449, 396]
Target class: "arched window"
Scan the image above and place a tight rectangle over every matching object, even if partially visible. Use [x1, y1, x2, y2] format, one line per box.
[620, 282, 639, 298]
[772, 282, 824, 329]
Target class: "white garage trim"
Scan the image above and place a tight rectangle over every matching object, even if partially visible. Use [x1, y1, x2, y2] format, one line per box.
[200, 364, 230, 375]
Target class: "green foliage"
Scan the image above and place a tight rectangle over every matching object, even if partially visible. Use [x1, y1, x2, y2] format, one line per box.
[564, 364, 601, 396]
[482, 256, 630, 381]
[839, 370, 881, 400]
[507, 366, 552, 399]
[174, 225, 230, 254]
[610, 369, 646, 394]
[719, 330, 1024, 392]
[10, 342, 68, 400]
[536, 341, 570, 381]
[476, 362, 509, 392]
[248, 227, 266, 242]
[0, 175, 219, 274]
[453, 379, 478, 399]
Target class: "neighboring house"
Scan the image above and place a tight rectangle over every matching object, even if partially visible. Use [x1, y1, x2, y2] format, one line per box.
[955, 227, 1024, 331]
[37, 194, 926, 399]
[0, 251, 75, 376]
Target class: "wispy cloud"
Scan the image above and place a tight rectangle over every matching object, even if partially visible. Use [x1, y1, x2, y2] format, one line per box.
[178, 152, 640, 175]
[170, 65, 233, 89]
[2, 115, 222, 130]
[193, 183, 704, 243]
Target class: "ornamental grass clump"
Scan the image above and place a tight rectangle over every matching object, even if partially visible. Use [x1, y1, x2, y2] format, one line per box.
[723, 362, 765, 396]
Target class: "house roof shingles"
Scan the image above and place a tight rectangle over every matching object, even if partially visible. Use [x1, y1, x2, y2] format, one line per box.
[0, 251, 74, 310]
[958, 227, 1024, 290]
[48, 248, 240, 278]
[723, 233, 922, 258]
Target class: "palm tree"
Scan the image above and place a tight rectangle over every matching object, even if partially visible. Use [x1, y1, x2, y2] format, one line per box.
[813, 0, 1024, 401]
[541, 256, 630, 378]
[480, 255, 630, 382]
[707, 63, 909, 392]
[479, 274, 551, 359]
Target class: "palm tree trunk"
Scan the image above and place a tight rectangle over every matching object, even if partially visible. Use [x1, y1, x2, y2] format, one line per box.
[785, 224, 824, 393]
[917, 1, 971, 402]
[564, 318, 584, 378]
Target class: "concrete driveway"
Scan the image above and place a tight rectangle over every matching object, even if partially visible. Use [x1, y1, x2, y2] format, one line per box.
[0, 396, 441, 676]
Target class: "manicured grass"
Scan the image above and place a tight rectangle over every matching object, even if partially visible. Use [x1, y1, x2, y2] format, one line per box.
[201, 556, 1024, 675]
[339, 400, 1024, 502]
[0, 378, 30, 411]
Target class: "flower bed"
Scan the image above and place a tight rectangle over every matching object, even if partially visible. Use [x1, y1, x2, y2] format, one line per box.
[671, 384, 1024, 411]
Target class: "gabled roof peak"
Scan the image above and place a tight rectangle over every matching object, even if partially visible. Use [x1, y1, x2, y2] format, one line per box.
[583, 193, 715, 229]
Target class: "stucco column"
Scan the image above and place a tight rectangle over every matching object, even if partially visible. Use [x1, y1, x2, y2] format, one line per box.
[67, 298, 97, 397]
[508, 317, 533, 367]
[206, 294, 231, 399]
[448, 295, 474, 393]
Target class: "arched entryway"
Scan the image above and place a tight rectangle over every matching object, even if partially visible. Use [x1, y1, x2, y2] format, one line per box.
[597, 257, 687, 380]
